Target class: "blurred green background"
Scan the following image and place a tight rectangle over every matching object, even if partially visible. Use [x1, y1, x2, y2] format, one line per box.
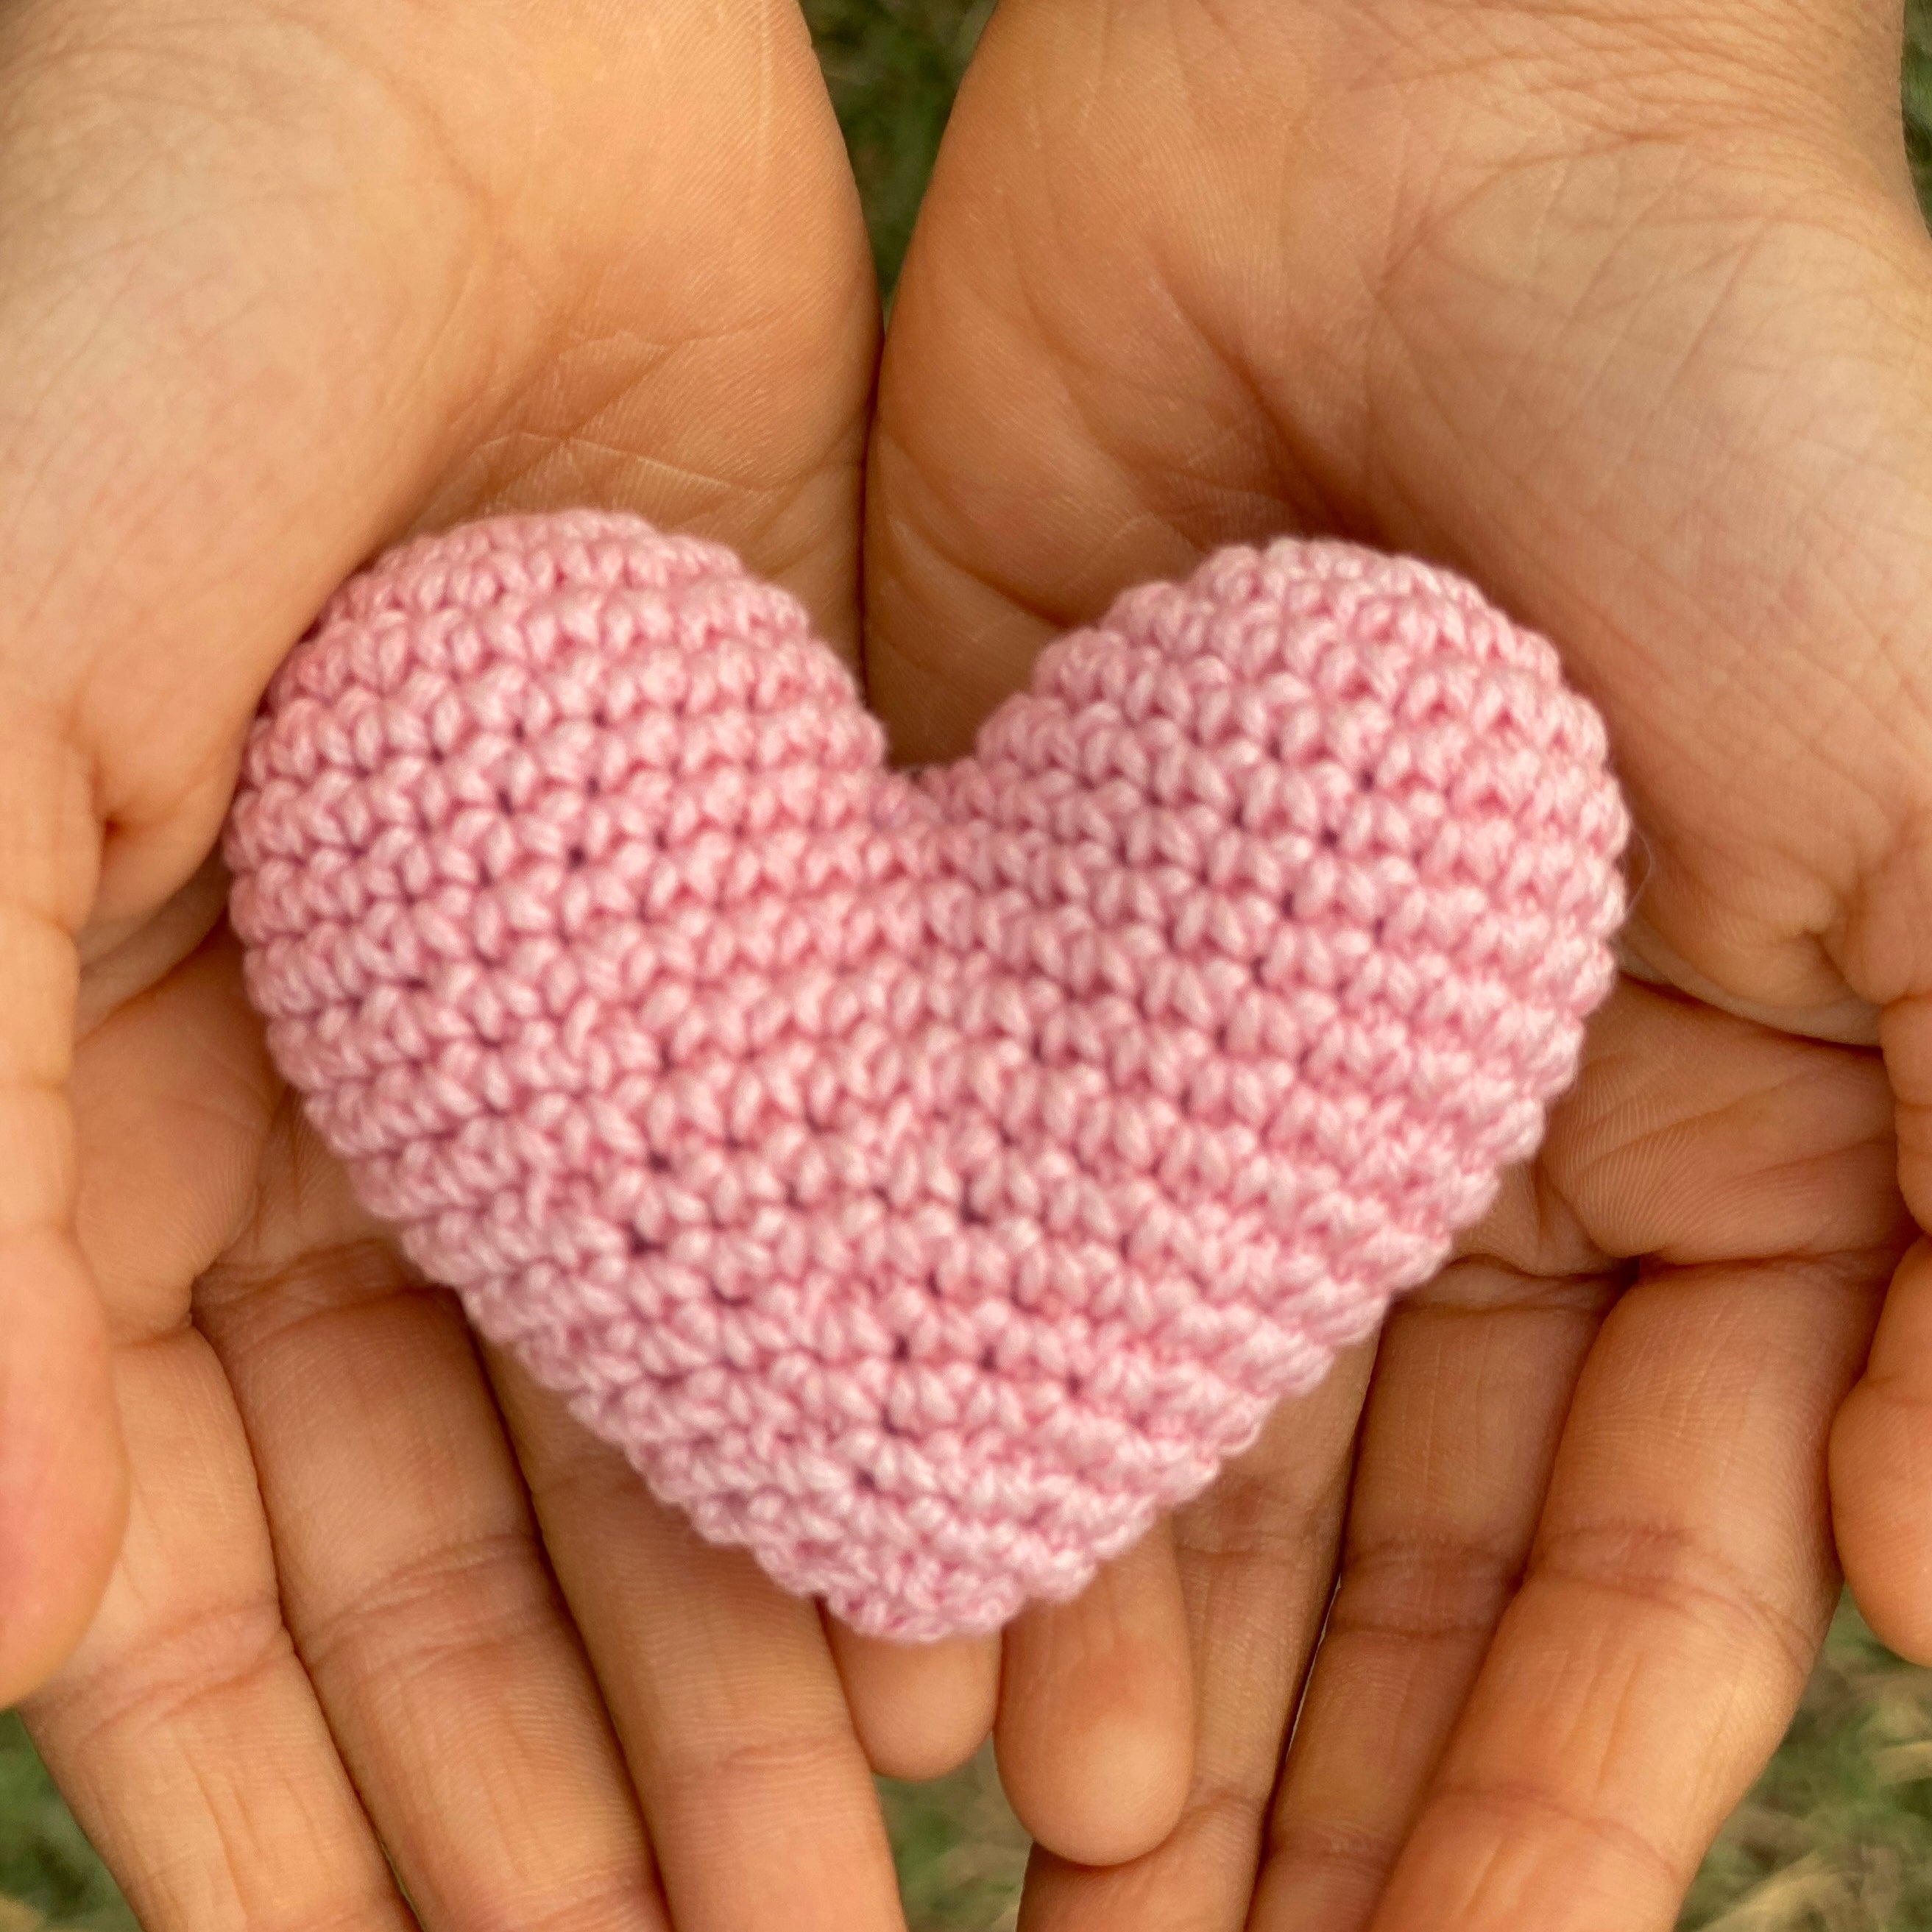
[7, 2, 1932, 1927]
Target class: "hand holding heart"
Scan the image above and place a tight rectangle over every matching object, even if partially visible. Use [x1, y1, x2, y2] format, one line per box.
[0, 1, 1926, 1931]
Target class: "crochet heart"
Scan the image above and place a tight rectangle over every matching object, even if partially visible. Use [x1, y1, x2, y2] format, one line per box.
[224, 510, 1627, 1641]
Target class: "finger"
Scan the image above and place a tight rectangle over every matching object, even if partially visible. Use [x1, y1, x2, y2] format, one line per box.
[30, 929, 411, 1930]
[827, 1622, 1001, 1782]
[993, 1522, 1194, 1868]
[1830, 1236, 1932, 1655]
[489, 1353, 909, 1932]
[194, 1117, 668, 1930]
[1254, 1239, 1618, 1929]
[1357, 988, 1907, 1931]
[1016, 1349, 1370, 1932]
[1365, 1259, 1875, 1931]
[1836, 997, 1932, 1658]
[0, 724, 127, 1703]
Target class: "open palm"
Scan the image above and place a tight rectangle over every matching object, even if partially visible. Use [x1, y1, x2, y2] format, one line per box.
[860, 0, 1932, 1925]
[6, 0, 1932, 1928]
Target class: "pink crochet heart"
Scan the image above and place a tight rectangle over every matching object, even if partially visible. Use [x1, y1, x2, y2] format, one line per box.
[224, 510, 1627, 1641]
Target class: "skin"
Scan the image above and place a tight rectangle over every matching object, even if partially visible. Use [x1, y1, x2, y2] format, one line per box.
[1, 0, 1929, 1928]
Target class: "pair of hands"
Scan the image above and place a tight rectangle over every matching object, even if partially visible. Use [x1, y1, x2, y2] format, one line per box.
[4, 0, 1931, 1925]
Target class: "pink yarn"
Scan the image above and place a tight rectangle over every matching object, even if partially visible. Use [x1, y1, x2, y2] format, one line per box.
[223, 509, 1627, 1641]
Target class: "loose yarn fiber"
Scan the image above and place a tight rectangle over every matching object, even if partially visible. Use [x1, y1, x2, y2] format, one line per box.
[223, 510, 1627, 1641]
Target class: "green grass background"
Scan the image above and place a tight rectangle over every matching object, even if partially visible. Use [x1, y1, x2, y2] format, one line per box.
[5, 4, 1932, 1925]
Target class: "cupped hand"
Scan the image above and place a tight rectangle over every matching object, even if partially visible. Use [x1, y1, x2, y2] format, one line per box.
[0, 1, 1007, 1925]
[860, 0, 1932, 1922]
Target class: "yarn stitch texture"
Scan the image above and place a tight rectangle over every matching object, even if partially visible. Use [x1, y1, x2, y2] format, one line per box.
[223, 509, 1629, 1641]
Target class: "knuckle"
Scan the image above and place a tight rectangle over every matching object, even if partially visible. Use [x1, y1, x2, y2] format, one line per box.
[194, 1234, 433, 1345]
[521, 1423, 644, 1521]
[1264, 1811, 1402, 1889]
[296, 1525, 554, 1685]
[1427, 1772, 1684, 1891]
[457, 1868, 661, 1932]
[35, 1588, 294, 1756]
[1328, 1528, 1522, 1645]
[1533, 1517, 1822, 1682]
[653, 1719, 860, 1813]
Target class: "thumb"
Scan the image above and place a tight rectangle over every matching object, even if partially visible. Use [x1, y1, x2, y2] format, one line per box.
[0, 722, 126, 1705]
[0, 0, 531, 1697]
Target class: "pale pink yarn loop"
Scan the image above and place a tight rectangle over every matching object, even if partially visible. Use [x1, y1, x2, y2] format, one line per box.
[224, 509, 1627, 1641]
